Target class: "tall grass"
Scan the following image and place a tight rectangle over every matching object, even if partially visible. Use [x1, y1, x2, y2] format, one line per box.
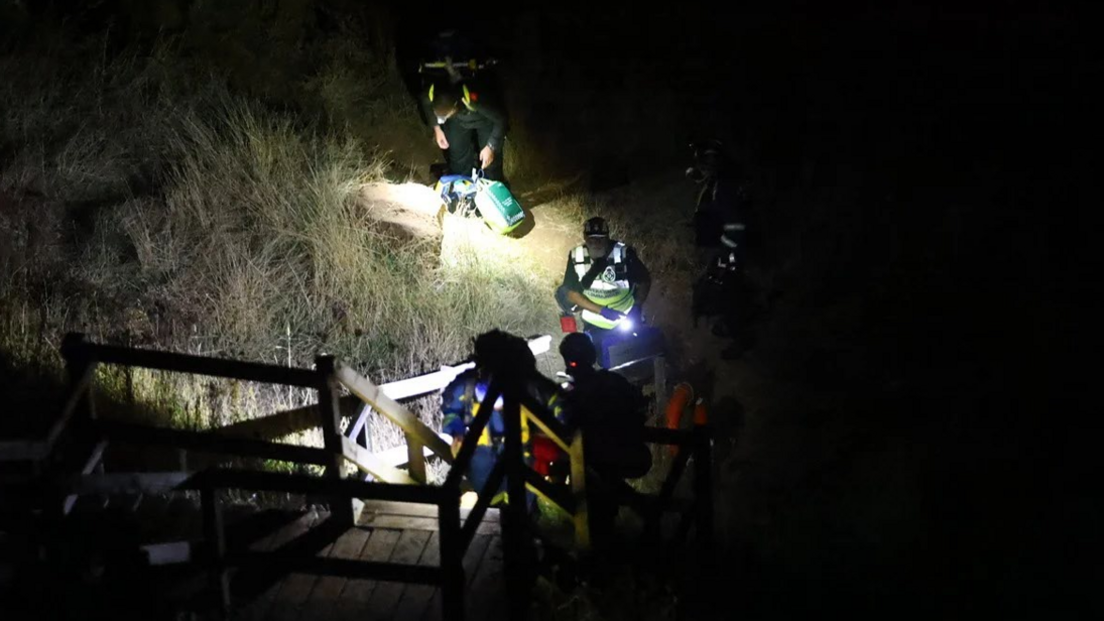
[0, 34, 559, 444]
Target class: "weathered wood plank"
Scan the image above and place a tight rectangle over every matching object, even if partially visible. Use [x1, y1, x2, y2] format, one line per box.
[62, 439, 108, 514]
[296, 528, 372, 621]
[317, 356, 354, 528]
[341, 436, 416, 485]
[466, 535, 505, 621]
[217, 396, 360, 442]
[359, 500, 500, 524]
[361, 529, 431, 621]
[230, 552, 440, 584]
[334, 528, 401, 621]
[357, 514, 499, 536]
[462, 534, 493, 586]
[85, 342, 318, 387]
[266, 536, 335, 621]
[392, 531, 440, 621]
[335, 364, 453, 463]
[239, 513, 319, 620]
[422, 532, 492, 621]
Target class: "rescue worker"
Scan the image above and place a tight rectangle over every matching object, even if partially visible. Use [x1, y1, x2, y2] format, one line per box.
[422, 79, 508, 181]
[559, 332, 652, 548]
[440, 330, 568, 506]
[687, 139, 751, 359]
[555, 217, 652, 356]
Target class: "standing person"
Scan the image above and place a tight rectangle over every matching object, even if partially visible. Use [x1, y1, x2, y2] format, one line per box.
[440, 330, 568, 507]
[558, 332, 651, 549]
[422, 79, 508, 182]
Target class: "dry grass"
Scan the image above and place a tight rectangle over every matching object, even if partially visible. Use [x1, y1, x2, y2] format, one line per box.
[0, 34, 559, 447]
[0, 24, 703, 485]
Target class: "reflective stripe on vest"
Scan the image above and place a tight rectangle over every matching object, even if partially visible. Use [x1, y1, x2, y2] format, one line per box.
[470, 400, 531, 447]
[571, 243, 635, 329]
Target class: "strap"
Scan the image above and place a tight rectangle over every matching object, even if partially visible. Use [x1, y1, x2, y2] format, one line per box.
[580, 257, 608, 289]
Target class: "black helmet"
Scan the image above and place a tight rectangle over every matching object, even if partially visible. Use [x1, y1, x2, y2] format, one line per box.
[473, 329, 535, 377]
[687, 139, 732, 182]
[559, 332, 596, 369]
[583, 216, 609, 238]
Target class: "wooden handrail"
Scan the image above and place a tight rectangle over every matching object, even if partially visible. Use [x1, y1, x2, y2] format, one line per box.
[518, 392, 572, 452]
[341, 436, 416, 484]
[97, 420, 332, 465]
[79, 341, 318, 387]
[335, 363, 453, 464]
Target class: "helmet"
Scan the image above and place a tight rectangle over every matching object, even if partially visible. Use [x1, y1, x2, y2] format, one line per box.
[473, 329, 535, 377]
[583, 216, 609, 238]
[559, 332, 596, 369]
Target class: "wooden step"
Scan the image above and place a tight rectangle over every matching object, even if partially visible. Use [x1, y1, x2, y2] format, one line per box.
[357, 500, 500, 536]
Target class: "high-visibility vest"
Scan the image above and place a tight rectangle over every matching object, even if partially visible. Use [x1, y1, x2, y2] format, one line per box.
[571, 243, 635, 329]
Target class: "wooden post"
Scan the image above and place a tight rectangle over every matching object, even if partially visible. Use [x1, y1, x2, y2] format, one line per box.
[407, 433, 427, 484]
[359, 405, 373, 453]
[653, 355, 667, 425]
[54, 333, 95, 519]
[500, 383, 531, 621]
[202, 486, 230, 617]
[62, 332, 97, 429]
[439, 483, 465, 621]
[316, 355, 354, 527]
[569, 432, 590, 552]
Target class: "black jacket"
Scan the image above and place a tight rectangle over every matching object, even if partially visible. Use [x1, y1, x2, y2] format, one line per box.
[421, 84, 508, 152]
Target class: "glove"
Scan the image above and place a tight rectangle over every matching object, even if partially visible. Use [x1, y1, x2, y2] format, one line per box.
[600, 307, 623, 321]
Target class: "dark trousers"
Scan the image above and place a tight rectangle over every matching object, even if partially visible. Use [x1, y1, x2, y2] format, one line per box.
[442, 120, 504, 181]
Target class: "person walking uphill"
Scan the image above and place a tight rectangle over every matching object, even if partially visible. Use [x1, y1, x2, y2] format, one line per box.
[422, 79, 508, 182]
[439, 330, 569, 508]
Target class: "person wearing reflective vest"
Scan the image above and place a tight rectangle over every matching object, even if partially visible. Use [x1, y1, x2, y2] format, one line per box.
[440, 330, 569, 507]
[422, 80, 508, 181]
[555, 217, 652, 342]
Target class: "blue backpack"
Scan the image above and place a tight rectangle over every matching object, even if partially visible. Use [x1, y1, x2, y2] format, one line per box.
[435, 174, 479, 216]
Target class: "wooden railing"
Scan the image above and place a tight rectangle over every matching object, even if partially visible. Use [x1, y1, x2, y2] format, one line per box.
[0, 332, 711, 621]
[0, 333, 475, 619]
